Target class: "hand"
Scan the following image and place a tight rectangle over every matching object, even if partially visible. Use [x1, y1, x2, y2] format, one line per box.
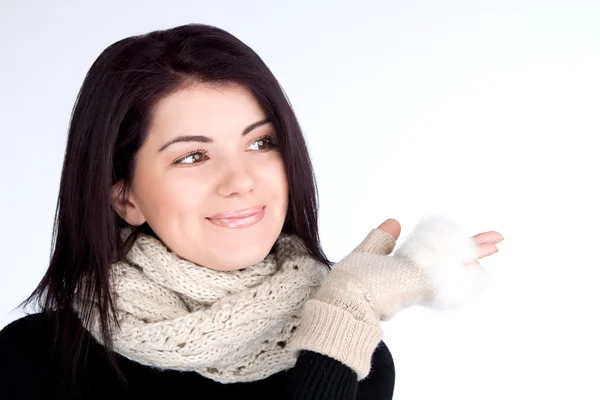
[290, 214, 500, 379]
[468, 230, 503, 267]
[375, 218, 503, 267]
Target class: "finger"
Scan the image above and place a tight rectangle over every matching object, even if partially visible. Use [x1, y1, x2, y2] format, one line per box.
[476, 243, 499, 259]
[377, 219, 401, 240]
[353, 219, 400, 255]
[472, 231, 504, 245]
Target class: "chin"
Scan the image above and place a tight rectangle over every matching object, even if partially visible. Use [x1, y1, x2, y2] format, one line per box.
[213, 252, 270, 271]
[210, 239, 275, 271]
[198, 208, 286, 271]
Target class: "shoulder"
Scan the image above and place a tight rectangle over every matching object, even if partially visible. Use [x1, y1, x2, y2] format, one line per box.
[0, 312, 57, 398]
[0, 311, 58, 366]
[0, 311, 56, 350]
[0, 311, 66, 366]
[357, 340, 396, 400]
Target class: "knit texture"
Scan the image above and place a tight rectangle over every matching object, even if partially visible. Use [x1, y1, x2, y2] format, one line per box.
[75, 215, 487, 384]
[290, 214, 486, 380]
[76, 230, 328, 384]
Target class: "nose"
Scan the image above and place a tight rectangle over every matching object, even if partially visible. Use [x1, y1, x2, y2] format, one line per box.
[215, 158, 255, 198]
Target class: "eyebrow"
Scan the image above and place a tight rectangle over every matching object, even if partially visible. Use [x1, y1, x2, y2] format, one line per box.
[158, 118, 271, 152]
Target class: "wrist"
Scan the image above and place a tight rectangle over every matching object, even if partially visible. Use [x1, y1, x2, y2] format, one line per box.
[289, 299, 382, 380]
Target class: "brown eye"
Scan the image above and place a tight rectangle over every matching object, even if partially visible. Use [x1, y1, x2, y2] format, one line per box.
[256, 139, 270, 150]
[248, 136, 277, 152]
[174, 150, 208, 166]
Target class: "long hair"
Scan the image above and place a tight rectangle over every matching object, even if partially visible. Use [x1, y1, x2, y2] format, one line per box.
[21, 23, 331, 385]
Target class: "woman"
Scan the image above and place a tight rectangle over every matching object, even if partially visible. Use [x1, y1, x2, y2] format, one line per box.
[0, 23, 502, 399]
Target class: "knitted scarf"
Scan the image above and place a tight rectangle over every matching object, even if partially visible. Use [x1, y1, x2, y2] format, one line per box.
[78, 230, 328, 383]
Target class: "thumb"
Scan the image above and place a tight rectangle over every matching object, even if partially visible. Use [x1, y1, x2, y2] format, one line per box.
[353, 218, 400, 255]
[377, 219, 401, 240]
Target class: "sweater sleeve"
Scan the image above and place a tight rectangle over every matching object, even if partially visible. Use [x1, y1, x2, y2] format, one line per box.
[284, 341, 395, 400]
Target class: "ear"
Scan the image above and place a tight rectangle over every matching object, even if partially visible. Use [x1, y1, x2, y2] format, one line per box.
[110, 181, 146, 226]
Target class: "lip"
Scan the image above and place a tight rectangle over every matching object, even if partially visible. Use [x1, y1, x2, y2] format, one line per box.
[206, 205, 266, 228]
[207, 205, 265, 220]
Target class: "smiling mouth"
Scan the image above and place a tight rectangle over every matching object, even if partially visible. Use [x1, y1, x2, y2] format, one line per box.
[207, 205, 265, 219]
[206, 206, 266, 228]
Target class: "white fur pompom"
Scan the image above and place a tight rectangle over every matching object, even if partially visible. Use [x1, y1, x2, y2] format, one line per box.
[393, 214, 488, 310]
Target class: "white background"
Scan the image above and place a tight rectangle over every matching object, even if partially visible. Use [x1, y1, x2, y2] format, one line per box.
[1, 0, 599, 398]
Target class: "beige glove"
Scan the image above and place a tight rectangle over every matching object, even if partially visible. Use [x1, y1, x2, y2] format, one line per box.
[289, 215, 486, 380]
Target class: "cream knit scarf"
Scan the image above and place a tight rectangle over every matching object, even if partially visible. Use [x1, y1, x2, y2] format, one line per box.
[79, 230, 328, 383]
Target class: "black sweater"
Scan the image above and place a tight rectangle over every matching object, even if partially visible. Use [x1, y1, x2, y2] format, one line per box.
[0, 312, 395, 399]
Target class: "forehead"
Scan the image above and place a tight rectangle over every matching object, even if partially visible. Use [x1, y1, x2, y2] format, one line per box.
[148, 82, 266, 138]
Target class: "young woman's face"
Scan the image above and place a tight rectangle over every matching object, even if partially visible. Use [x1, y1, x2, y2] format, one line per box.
[114, 83, 288, 271]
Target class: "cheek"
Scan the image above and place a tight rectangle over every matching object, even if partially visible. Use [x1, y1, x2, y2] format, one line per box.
[164, 175, 213, 214]
[136, 169, 209, 220]
[265, 157, 288, 196]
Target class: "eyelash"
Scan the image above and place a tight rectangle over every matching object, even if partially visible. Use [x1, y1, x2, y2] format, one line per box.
[172, 134, 279, 166]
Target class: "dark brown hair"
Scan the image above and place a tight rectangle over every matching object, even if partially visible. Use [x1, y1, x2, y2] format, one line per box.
[21, 23, 331, 385]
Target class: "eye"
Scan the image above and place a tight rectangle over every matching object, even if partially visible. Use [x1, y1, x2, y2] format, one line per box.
[173, 150, 208, 166]
[248, 135, 278, 151]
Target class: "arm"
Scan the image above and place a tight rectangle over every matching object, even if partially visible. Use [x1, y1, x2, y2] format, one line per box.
[284, 341, 394, 400]
[285, 350, 358, 400]
[288, 215, 484, 399]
